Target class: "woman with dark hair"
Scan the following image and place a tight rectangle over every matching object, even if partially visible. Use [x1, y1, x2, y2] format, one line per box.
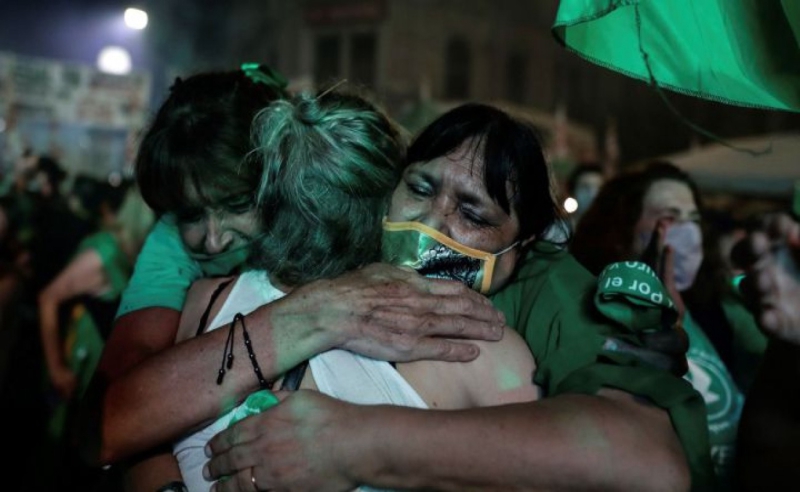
[82, 87, 707, 490]
[171, 93, 541, 492]
[78, 69, 505, 492]
[200, 105, 710, 492]
[565, 161, 605, 221]
[38, 175, 144, 489]
[571, 161, 767, 487]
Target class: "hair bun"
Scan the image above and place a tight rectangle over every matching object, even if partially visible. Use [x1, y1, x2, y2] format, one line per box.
[294, 94, 324, 126]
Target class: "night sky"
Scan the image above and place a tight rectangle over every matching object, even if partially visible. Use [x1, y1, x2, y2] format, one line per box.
[0, 0, 148, 65]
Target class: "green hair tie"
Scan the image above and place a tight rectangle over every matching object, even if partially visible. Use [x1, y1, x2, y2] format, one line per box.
[241, 62, 289, 94]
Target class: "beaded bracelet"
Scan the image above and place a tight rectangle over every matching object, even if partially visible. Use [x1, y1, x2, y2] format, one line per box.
[216, 313, 275, 390]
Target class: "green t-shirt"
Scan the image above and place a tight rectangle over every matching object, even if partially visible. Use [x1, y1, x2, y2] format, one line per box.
[117, 216, 201, 316]
[51, 231, 132, 438]
[117, 215, 253, 317]
[489, 244, 715, 491]
[78, 231, 132, 301]
[682, 312, 743, 488]
[720, 296, 768, 393]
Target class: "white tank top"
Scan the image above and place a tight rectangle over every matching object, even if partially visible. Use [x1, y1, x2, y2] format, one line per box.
[174, 270, 427, 492]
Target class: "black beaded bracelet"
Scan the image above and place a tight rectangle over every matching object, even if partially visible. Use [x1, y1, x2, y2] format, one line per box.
[234, 312, 274, 389]
[216, 313, 275, 390]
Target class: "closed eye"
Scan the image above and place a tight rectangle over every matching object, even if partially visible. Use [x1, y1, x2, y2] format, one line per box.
[223, 198, 254, 214]
[406, 181, 433, 197]
[461, 206, 493, 228]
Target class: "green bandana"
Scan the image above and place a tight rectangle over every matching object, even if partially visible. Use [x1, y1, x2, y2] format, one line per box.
[228, 390, 280, 426]
[595, 261, 678, 333]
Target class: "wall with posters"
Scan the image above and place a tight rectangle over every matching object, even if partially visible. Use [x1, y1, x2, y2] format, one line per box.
[0, 51, 151, 179]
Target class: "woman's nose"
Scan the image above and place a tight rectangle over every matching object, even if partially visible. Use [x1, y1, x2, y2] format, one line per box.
[204, 216, 234, 254]
[418, 196, 453, 236]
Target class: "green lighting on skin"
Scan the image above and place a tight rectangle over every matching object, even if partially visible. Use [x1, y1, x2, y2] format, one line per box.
[497, 366, 524, 391]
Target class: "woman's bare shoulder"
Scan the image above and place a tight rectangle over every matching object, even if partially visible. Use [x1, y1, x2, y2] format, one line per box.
[398, 328, 541, 409]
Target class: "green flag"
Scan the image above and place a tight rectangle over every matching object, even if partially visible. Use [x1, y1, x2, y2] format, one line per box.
[553, 0, 800, 112]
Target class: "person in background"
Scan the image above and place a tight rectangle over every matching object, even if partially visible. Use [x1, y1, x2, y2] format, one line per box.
[39, 175, 147, 490]
[28, 155, 95, 292]
[732, 212, 800, 490]
[1, 154, 95, 490]
[571, 161, 767, 487]
[0, 195, 30, 388]
[564, 161, 605, 225]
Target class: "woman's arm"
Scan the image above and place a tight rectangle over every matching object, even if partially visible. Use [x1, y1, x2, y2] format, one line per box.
[122, 278, 235, 492]
[206, 389, 688, 492]
[123, 447, 184, 492]
[39, 248, 108, 399]
[81, 263, 506, 466]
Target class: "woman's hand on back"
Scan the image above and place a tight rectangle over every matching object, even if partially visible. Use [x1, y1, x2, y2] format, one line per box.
[274, 262, 506, 363]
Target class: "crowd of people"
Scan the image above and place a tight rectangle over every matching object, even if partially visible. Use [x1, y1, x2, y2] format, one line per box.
[1, 63, 798, 492]
[0, 149, 154, 489]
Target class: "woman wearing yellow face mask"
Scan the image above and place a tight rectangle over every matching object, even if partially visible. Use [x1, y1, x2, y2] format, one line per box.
[167, 93, 541, 492]
[203, 104, 712, 492]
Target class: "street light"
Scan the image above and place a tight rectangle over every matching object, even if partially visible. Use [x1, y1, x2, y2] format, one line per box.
[124, 8, 148, 30]
[97, 46, 133, 74]
[563, 197, 578, 214]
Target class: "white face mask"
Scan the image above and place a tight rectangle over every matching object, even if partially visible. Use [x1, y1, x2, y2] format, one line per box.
[664, 221, 703, 291]
[381, 219, 518, 294]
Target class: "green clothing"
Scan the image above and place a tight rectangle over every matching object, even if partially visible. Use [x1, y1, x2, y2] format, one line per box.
[682, 312, 743, 489]
[553, 1, 800, 111]
[490, 244, 715, 491]
[720, 296, 768, 393]
[79, 231, 131, 301]
[51, 231, 132, 438]
[117, 216, 203, 316]
[116, 215, 251, 317]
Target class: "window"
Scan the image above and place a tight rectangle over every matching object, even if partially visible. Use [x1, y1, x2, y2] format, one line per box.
[350, 32, 377, 89]
[314, 34, 342, 86]
[506, 52, 527, 104]
[444, 37, 470, 99]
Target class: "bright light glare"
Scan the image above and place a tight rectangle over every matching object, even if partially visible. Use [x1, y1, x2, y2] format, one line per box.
[97, 46, 132, 75]
[563, 197, 579, 214]
[124, 8, 148, 30]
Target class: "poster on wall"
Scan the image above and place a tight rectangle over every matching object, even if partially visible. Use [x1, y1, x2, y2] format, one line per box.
[0, 51, 151, 178]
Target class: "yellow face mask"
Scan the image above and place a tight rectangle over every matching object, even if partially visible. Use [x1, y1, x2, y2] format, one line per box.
[381, 219, 518, 294]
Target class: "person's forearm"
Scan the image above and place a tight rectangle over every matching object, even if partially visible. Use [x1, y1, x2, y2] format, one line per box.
[122, 447, 183, 492]
[97, 297, 338, 464]
[38, 291, 66, 378]
[348, 392, 689, 491]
